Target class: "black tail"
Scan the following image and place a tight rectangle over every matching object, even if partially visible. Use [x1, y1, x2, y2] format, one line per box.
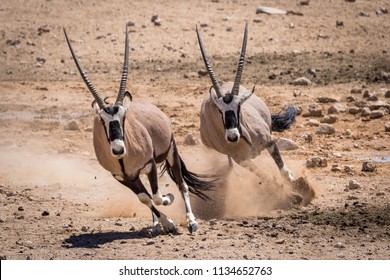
[161, 157, 217, 201]
[271, 105, 297, 132]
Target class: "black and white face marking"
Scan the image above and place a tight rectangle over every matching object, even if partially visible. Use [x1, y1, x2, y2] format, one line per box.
[212, 93, 242, 143]
[98, 104, 127, 158]
[211, 88, 254, 143]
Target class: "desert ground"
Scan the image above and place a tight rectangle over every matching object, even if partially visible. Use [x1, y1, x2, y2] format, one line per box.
[0, 0, 389, 260]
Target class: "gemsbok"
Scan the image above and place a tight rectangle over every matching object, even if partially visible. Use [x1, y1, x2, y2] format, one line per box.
[64, 25, 214, 233]
[196, 23, 297, 186]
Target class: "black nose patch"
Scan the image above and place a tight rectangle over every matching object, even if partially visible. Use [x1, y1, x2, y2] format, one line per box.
[224, 110, 237, 129]
[109, 120, 123, 141]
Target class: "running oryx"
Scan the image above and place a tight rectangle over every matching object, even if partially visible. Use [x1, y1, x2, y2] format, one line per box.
[196, 23, 297, 182]
[64, 25, 214, 234]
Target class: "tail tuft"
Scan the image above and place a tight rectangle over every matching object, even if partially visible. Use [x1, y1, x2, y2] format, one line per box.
[161, 158, 218, 201]
[271, 105, 297, 132]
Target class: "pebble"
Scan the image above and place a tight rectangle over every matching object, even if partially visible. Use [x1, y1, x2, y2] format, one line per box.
[151, 15, 161, 26]
[385, 122, 390, 132]
[361, 107, 371, 117]
[320, 115, 337, 124]
[350, 87, 362, 94]
[384, 90, 390, 98]
[334, 242, 345, 248]
[18, 206, 24, 211]
[370, 110, 385, 119]
[318, 97, 337, 103]
[64, 120, 80, 131]
[81, 226, 90, 232]
[256, 7, 287, 15]
[146, 239, 156, 245]
[328, 104, 347, 114]
[303, 105, 323, 117]
[275, 138, 299, 150]
[292, 77, 312, 86]
[306, 156, 327, 168]
[362, 161, 376, 172]
[183, 134, 198, 146]
[348, 107, 362, 114]
[316, 124, 335, 135]
[41, 210, 50, 216]
[275, 239, 285, 244]
[347, 180, 360, 190]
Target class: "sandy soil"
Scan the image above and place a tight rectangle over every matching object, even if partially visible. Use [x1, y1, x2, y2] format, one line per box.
[0, 0, 389, 260]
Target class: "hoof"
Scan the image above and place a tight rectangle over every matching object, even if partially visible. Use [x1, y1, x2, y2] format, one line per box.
[162, 193, 175, 206]
[188, 221, 199, 234]
[160, 219, 176, 234]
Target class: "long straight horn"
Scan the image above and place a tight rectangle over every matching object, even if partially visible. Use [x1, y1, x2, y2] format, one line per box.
[63, 28, 106, 109]
[231, 22, 248, 95]
[116, 24, 129, 105]
[196, 25, 224, 98]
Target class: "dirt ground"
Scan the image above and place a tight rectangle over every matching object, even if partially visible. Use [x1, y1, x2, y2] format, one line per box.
[0, 0, 389, 260]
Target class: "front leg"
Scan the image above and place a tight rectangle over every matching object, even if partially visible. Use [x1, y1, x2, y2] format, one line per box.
[266, 140, 294, 182]
[145, 160, 175, 206]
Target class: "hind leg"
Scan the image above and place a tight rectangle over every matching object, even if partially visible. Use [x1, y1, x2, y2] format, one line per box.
[117, 176, 176, 233]
[167, 142, 198, 233]
[266, 140, 294, 182]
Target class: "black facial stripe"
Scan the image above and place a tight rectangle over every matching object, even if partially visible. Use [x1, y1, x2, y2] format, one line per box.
[109, 120, 123, 141]
[224, 110, 237, 129]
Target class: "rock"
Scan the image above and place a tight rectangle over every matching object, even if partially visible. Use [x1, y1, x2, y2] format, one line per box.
[199, 22, 208, 28]
[347, 180, 360, 190]
[306, 119, 320, 127]
[316, 124, 335, 135]
[275, 239, 285, 244]
[18, 206, 24, 211]
[350, 87, 362, 94]
[361, 107, 371, 117]
[331, 165, 342, 172]
[336, 20, 344, 27]
[318, 97, 338, 103]
[334, 242, 345, 248]
[362, 161, 376, 172]
[342, 129, 352, 136]
[41, 210, 50, 216]
[275, 138, 299, 150]
[363, 90, 378, 101]
[183, 134, 198, 146]
[226, 26, 233, 32]
[370, 110, 385, 119]
[385, 90, 390, 98]
[299, 0, 310, 5]
[151, 15, 161, 26]
[348, 107, 362, 114]
[303, 105, 323, 117]
[328, 104, 347, 114]
[385, 122, 390, 132]
[306, 156, 327, 168]
[64, 120, 80, 131]
[0, 255, 6, 260]
[293, 89, 302, 97]
[368, 101, 389, 111]
[127, 21, 135, 27]
[81, 226, 90, 232]
[256, 7, 287, 15]
[146, 239, 156, 245]
[320, 115, 337, 124]
[292, 77, 312, 86]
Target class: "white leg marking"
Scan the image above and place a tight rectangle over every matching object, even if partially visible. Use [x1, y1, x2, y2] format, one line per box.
[281, 165, 294, 182]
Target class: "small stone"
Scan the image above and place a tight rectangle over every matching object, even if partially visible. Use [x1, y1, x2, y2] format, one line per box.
[342, 129, 352, 136]
[334, 242, 345, 248]
[209, 219, 218, 226]
[384, 90, 390, 98]
[64, 120, 80, 131]
[385, 122, 390, 132]
[81, 226, 90, 232]
[293, 89, 302, 97]
[318, 97, 338, 103]
[0, 255, 6, 260]
[369, 101, 390, 111]
[256, 6, 287, 15]
[275, 138, 299, 150]
[275, 239, 285, 244]
[303, 105, 323, 117]
[347, 180, 360, 190]
[151, 15, 161, 26]
[127, 21, 135, 27]
[292, 77, 312, 86]
[361, 107, 371, 117]
[370, 110, 385, 119]
[41, 210, 50, 216]
[336, 20, 344, 27]
[306, 156, 327, 168]
[18, 206, 24, 211]
[331, 165, 342, 172]
[351, 87, 362, 94]
[316, 124, 335, 135]
[183, 134, 198, 146]
[362, 161, 376, 172]
[226, 26, 233, 32]
[320, 115, 337, 124]
[348, 107, 362, 114]
[328, 104, 347, 114]
[299, 0, 310, 6]
[146, 239, 156, 245]
[306, 119, 320, 127]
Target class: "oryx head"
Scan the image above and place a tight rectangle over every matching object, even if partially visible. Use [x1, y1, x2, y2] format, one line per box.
[64, 25, 131, 158]
[196, 22, 254, 143]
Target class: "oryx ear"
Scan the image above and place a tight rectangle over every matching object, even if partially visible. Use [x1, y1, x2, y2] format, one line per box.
[123, 91, 132, 109]
[240, 85, 255, 104]
[91, 100, 102, 114]
[209, 86, 220, 104]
